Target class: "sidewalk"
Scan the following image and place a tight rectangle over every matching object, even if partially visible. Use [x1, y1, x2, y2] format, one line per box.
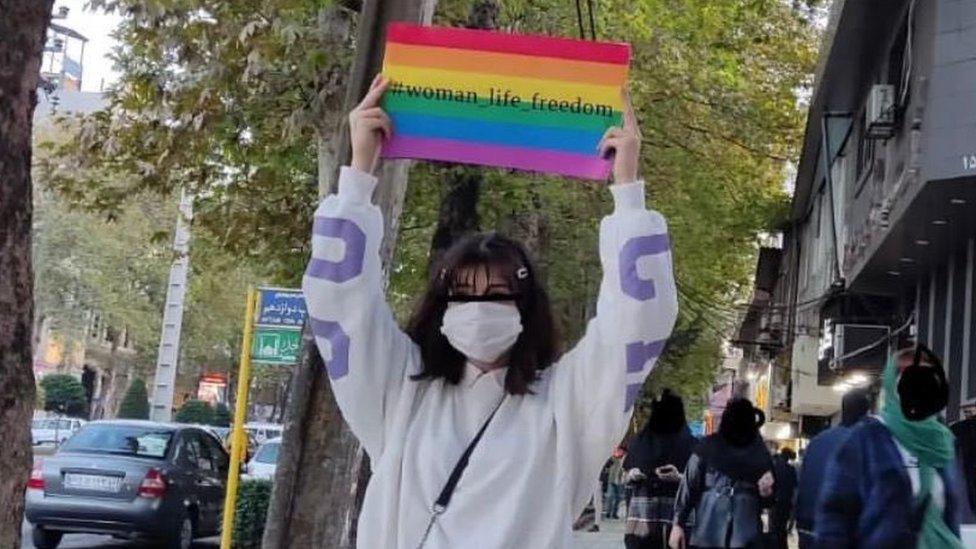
[572, 520, 803, 549]
[572, 518, 626, 549]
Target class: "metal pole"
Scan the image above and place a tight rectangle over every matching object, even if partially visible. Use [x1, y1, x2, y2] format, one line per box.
[221, 287, 257, 549]
[149, 189, 193, 421]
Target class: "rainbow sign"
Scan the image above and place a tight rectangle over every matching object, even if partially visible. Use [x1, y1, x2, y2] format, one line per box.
[380, 23, 631, 180]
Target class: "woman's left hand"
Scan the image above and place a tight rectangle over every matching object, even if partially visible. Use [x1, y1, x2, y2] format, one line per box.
[655, 464, 682, 483]
[758, 470, 775, 498]
[597, 88, 641, 184]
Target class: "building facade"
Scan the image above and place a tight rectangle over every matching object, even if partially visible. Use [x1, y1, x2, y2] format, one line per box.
[743, 0, 976, 426]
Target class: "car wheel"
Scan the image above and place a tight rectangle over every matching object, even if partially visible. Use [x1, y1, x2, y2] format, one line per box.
[32, 526, 63, 549]
[165, 511, 194, 549]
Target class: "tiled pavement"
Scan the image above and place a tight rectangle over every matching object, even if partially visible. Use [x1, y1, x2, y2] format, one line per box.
[571, 519, 627, 549]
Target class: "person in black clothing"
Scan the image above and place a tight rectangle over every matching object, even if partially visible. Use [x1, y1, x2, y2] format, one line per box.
[623, 389, 697, 549]
[950, 416, 976, 523]
[765, 447, 798, 549]
[794, 387, 872, 548]
[670, 398, 774, 549]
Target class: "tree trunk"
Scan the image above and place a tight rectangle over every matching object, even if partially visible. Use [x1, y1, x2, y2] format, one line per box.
[263, 1, 435, 547]
[0, 1, 54, 545]
[498, 185, 549, 259]
[428, 167, 482, 269]
[425, 1, 500, 267]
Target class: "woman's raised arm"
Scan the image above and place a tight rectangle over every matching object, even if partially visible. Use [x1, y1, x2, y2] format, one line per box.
[301, 76, 417, 461]
[551, 91, 679, 509]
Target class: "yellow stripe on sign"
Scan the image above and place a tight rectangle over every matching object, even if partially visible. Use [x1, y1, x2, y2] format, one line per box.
[383, 64, 623, 109]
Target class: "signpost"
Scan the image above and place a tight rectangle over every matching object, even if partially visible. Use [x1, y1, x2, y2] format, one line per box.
[221, 287, 305, 549]
[251, 328, 302, 364]
[256, 288, 308, 327]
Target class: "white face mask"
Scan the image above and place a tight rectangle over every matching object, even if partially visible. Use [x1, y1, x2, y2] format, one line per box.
[440, 302, 523, 364]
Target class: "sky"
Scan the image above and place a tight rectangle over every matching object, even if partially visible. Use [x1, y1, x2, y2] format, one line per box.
[54, 0, 122, 92]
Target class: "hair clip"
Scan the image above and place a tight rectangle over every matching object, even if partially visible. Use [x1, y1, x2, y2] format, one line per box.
[516, 267, 529, 280]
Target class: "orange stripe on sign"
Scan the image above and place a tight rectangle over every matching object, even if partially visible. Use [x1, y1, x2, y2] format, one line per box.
[384, 43, 628, 86]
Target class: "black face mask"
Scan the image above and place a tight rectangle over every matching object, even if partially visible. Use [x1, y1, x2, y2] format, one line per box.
[897, 346, 948, 421]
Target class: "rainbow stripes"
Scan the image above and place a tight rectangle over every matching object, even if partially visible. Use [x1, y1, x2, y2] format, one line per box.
[380, 23, 630, 180]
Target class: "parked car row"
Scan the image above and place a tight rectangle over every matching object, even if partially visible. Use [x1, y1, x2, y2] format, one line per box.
[24, 419, 284, 549]
[31, 417, 86, 447]
[244, 422, 283, 444]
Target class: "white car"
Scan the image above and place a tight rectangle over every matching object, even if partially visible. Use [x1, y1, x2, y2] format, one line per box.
[31, 418, 85, 446]
[244, 422, 283, 444]
[244, 437, 281, 480]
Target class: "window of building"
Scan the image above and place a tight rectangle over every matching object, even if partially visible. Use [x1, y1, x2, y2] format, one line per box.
[887, 10, 910, 109]
[855, 120, 875, 183]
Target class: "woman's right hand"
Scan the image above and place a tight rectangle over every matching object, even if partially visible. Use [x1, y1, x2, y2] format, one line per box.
[350, 74, 392, 174]
[668, 524, 686, 549]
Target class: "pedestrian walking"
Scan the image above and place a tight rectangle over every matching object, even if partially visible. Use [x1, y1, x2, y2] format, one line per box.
[794, 387, 872, 548]
[623, 389, 696, 549]
[302, 75, 678, 548]
[605, 447, 628, 519]
[765, 447, 797, 549]
[669, 398, 774, 549]
[950, 416, 976, 523]
[815, 345, 965, 548]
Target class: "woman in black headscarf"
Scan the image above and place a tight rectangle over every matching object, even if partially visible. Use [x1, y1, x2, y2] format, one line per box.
[670, 398, 774, 549]
[623, 389, 697, 548]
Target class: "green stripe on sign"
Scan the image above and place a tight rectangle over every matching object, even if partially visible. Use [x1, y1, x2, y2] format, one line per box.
[382, 93, 621, 132]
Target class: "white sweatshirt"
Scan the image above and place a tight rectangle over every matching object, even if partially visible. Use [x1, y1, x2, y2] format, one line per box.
[302, 166, 678, 549]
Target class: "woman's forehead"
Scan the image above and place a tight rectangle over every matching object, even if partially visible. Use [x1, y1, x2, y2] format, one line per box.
[451, 263, 512, 287]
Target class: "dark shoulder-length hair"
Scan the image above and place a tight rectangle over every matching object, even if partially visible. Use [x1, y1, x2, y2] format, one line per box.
[405, 232, 560, 395]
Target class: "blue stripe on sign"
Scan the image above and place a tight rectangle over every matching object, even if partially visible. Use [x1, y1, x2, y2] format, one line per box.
[389, 111, 602, 155]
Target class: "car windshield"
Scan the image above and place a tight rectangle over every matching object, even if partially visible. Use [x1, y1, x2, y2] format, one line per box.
[61, 424, 173, 458]
[253, 441, 280, 464]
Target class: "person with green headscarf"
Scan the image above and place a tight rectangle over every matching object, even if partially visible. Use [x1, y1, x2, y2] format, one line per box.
[814, 344, 966, 548]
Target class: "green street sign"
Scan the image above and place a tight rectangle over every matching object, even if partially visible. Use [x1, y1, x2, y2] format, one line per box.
[251, 327, 301, 365]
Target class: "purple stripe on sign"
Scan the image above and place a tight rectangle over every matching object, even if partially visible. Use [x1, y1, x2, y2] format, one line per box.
[625, 383, 643, 412]
[626, 339, 667, 373]
[310, 316, 350, 380]
[619, 234, 670, 301]
[382, 135, 612, 180]
[307, 217, 367, 283]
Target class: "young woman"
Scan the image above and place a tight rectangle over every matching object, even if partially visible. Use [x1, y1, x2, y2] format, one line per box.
[623, 389, 697, 549]
[301, 75, 678, 548]
[670, 398, 775, 549]
[815, 345, 965, 548]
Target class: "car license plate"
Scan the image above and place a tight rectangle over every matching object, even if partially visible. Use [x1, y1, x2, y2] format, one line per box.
[63, 473, 121, 493]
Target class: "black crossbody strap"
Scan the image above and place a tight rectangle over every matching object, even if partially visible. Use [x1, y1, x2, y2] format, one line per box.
[434, 396, 506, 511]
[416, 396, 507, 549]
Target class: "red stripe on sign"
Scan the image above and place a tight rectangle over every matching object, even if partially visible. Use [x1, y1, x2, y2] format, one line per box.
[386, 22, 631, 65]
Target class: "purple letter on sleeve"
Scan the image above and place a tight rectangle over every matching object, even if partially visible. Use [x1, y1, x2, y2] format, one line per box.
[307, 217, 366, 283]
[619, 234, 670, 301]
[626, 339, 667, 373]
[310, 317, 350, 380]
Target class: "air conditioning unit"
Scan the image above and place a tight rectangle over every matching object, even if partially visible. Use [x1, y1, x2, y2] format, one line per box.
[865, 84, 896, 139]
[834, 323, 891, 371]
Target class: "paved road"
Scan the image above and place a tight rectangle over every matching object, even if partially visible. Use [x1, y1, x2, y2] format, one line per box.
[20, 520, 219, 549]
